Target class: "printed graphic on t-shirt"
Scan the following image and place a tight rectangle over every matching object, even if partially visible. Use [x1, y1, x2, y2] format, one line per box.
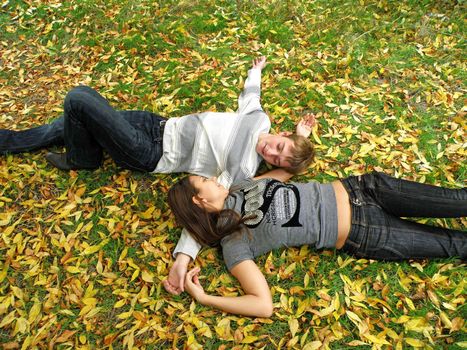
[241, 180, 302, 228]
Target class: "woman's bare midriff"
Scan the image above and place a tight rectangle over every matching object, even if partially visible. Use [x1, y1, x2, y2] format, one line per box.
[331, 180, 352, 249]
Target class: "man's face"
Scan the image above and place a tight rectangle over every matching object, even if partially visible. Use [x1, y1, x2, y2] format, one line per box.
[256, 134, 294, 168]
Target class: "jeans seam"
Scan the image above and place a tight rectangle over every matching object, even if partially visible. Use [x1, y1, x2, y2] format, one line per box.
[376, 186, 465, 203]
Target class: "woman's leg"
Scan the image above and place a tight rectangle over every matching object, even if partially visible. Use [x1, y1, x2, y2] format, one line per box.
[361, 172, 467, 218]
[0, 117, 64, 154]
[63, 86, 161, 171]
[342, 204, 466, 260]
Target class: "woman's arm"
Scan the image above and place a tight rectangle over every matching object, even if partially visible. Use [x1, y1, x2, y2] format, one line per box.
[184, 260, 273, 317]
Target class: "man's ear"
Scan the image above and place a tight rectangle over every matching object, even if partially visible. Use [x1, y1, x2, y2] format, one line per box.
[279, 131, 292, 136]
[192, 195, 206, 207]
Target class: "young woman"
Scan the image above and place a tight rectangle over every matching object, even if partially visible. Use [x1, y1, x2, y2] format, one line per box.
[167, 172, 466, 317]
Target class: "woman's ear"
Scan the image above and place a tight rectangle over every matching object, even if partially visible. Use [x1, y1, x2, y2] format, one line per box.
[192, 195, 206, 208]
[192, 195, 218, 212]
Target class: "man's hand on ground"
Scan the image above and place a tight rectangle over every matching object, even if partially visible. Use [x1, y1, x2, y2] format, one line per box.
[163, 253, 191, 295]
[296, 113, 316, 138]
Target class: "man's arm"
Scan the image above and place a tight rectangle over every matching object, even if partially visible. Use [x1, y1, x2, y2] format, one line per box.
[172, 228, 202, 260]
[163, 252, 191, 295]
[253, 168, 293, 182]
[184, 260, 273, 317]
[237, 57, 267, 115]
[163, 229, 202, 295]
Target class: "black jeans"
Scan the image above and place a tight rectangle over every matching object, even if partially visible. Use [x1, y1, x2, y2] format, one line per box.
[1, 86, 165, 172]
[341, 172, 466, 260]
[0, 116, 64, 154]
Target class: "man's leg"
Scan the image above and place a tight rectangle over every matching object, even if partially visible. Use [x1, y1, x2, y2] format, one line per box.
[362, 172, 467, 218]
[61, 86, 161, 171]
[0, 117, 64, 155]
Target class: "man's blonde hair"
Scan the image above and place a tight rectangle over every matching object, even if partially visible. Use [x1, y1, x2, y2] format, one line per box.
[283, 134, 315, 174]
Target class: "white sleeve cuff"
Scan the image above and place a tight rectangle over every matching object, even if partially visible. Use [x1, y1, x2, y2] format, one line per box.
[173, 228, 202, 261]
[238, 69, 262, 115]
[244, 68, 261, 88]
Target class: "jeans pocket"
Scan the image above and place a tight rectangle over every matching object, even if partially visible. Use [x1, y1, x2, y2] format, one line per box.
[342, 238, 361, 257]
[342, 225, 364, 257]
[349, 204, 406, 260]
[363, 224, 408, 261]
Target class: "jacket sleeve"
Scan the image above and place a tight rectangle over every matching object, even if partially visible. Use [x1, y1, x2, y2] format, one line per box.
[172, 228, 202, 261]
[237, 68, 263, 115]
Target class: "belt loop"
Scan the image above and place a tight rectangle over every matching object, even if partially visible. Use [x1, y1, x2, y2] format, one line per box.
[154, 119, 166, 143]
[159, 120, 166, 136]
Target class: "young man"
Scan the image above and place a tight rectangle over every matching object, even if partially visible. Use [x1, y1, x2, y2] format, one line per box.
[1, 57, 315, 292]
[0, 57, 312, 177]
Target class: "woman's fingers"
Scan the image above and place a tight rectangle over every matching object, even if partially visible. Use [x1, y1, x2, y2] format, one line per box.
[193, 273, 201, 286]
[186, 266, 201, 281]
[184, 267, 205, 301]
[164, 267, 203, 297]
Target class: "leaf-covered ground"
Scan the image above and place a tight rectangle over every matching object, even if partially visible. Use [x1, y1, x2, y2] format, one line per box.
[0, 0, 466, 349]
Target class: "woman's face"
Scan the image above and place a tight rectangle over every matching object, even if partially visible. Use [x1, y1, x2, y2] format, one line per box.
[189, 176, 229, 210]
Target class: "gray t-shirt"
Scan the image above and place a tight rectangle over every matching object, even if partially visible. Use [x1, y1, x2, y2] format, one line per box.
[220, 179, 338, 270]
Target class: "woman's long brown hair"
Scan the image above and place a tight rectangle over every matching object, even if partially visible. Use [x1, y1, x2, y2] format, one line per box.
[168, 177, 249, 247]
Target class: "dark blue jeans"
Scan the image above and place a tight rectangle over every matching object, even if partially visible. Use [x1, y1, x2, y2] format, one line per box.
[341, 172, 466, 260]
[1, 86, 165, 172]
[0, 116, 64, 154]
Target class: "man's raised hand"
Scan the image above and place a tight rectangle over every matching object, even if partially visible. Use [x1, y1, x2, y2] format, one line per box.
[252, 56, 267, 70]
[296, 113, 317, 138]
